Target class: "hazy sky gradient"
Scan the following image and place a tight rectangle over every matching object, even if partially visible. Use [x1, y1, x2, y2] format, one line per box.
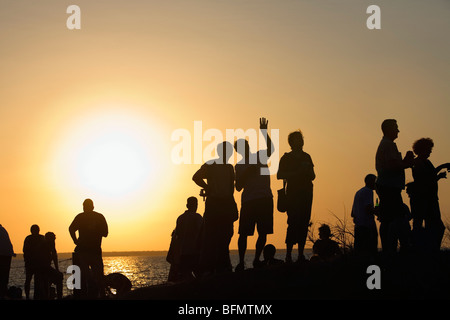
[1, 0, 449, 253]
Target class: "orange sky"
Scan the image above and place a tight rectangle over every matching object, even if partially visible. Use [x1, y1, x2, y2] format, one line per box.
[1, 0, 450, 254]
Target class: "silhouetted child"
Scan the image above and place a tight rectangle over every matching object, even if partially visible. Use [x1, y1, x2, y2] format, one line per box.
[167, 197, 203, 281]
[311, 224, 342, 262]
[351, 174, 379, 257]
[262, 244, 283, 267]
[41, 232, 63, 299]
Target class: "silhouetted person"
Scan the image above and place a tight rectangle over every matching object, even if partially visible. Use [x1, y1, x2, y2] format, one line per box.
[104, 273, 132, 296]
[0, 224, 15, 299]
[69, 199, 108, 298]
[311, 224, 342, 262]
[262, 244, 283, 267]
[409, 138, 450, 252]
[375, 119, 414, 254]
[277, 130, 315, 263]
[23, 224, 46, 299]
[351, 174, 379, 256]
[234, 118, 274, 271]
[168, 197, 203, 281]
[193, 141, 238, 275]
[40, 232, 63, 299]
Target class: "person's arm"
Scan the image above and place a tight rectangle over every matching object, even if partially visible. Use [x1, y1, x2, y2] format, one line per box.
[389, 150, 414, 169]
[100, 215, 108, 238]
[437, 171, 447, 181]
[309, 160, 316, 181]
[68, 219, 78, 245]
[5, 231, 15, 257]
[259, 117, 274, 158]
[52, 248, 59, 271]
[23, 237, 29, 259]
[436, 163, 450, 173]
[276, 155, 290, 180]
[193, 164, 209, 190]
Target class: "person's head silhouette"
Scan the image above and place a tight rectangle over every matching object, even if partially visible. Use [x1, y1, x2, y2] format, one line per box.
[365, 174, 377, 190]
[30, 224, 40, 235]
[216, 141, 234, 164]
[318, 224, 331, 240]
[413, 138, 434, 159]
[45, 232, 56, 243]
[381, 119, 399, 141]
[263, 244, 276, 260]
[186, 196, 198, 212]
[83, 199, 94, 213]
[288, 130, 304, 151]
[234, 139, 250, 158]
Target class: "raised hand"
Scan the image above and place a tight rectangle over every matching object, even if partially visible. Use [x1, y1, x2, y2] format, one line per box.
[260, 117, 268, 130]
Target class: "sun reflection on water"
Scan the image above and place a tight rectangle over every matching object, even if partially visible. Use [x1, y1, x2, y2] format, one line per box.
[102, 256, 170, 289]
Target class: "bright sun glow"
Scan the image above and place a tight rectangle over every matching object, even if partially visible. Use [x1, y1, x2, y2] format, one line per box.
[51, 107, 165, 204]
[75, 133, 150, 197]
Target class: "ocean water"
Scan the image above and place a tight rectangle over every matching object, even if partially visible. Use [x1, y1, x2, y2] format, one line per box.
[7, 249, 308, 299]
[8, 254, 171, 298]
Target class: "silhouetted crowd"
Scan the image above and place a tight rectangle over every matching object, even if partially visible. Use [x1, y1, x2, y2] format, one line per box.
[0, 118, 448, 298]
[0, 199, 109, 299]
[167, 118, 449, 282]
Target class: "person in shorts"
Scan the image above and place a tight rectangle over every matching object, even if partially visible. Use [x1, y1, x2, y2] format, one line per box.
[234, 118, 274, 271]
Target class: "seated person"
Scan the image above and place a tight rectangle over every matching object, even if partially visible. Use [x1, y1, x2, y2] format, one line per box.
[311, 224, 342, 262]
[262, 244, 284, 267]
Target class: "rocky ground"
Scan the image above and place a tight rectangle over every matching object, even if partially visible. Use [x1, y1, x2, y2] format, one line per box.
[122, 250, 450, 300]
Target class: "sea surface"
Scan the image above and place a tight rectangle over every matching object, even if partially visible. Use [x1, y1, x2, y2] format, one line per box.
[7, 249, 311, 298]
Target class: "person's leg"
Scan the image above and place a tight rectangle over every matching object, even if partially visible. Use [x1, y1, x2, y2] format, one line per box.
[254, 233, 267, 266]
[285, 242, 293, 263]
[236, 200, 255, 271]
[24, 269, 33, 299]
[236, 234, 247, 271]
[0, 256, 12, 298]
[198, 198, 218, 275]
[370, 226, 379, 255]
[354, 226, 370, 255]
[297, 192, 313, 261]
[55, 270, 63, 299]
[298, 218, 310, 259]
[90, 254, 106, 298]
[254, 197, 273, 265]
[426, 200, 445, 252]
[285, 212, 298, 263]
[217, 221, 234, 273]
[77, 253, 90, 298]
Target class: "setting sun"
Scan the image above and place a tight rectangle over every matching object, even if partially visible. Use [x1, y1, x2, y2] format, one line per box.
[74, 131, 150, 197]
[49, 107, 165, 205]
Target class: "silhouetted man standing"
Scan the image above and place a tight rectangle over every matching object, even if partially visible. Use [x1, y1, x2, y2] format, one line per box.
[277, 130, 315, 263]
[351, 174, 379, 256]
[193, 141, 237, 275]
[0, 224, 15, 299]
[375, 119, 414, 254]
[69, 199, 108, 298]
[234, 118, 274, 271]
[23, 224, 46, 299]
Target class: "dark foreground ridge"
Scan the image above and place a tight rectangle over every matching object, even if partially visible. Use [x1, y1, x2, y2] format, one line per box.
[122, 250, 450, 300]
